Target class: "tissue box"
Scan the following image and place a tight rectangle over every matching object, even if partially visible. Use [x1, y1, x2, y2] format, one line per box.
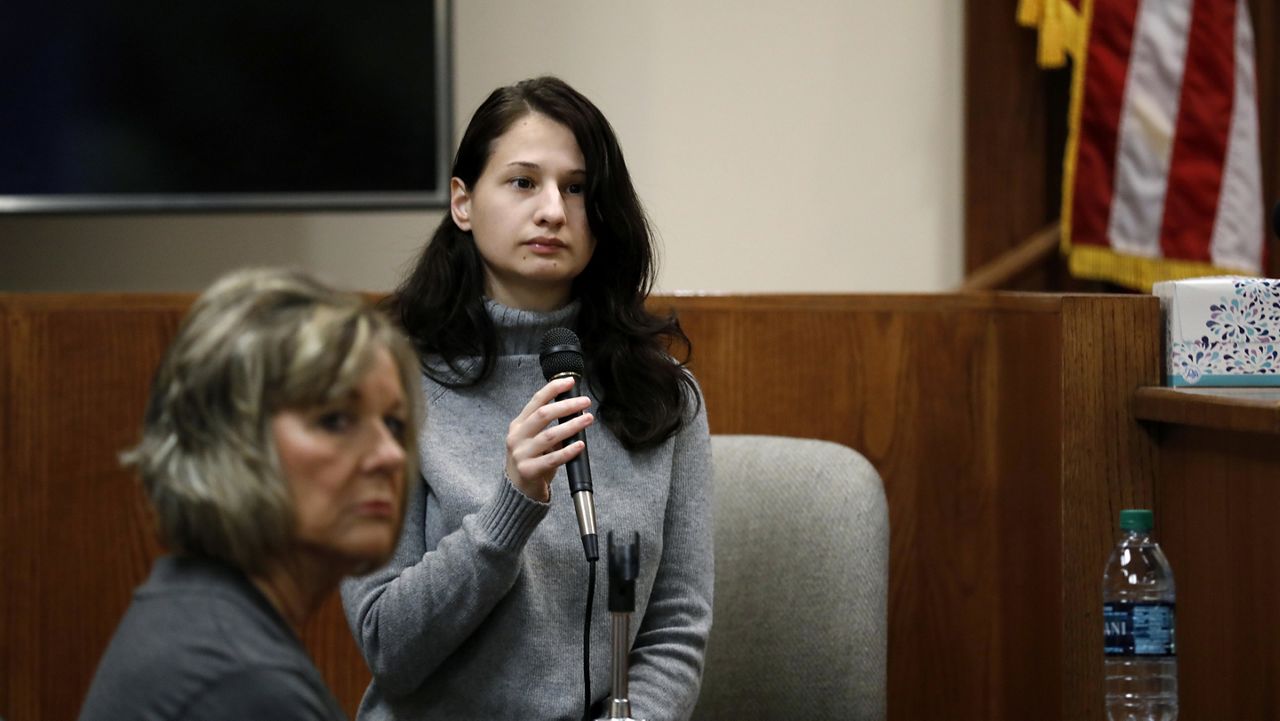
[1152, 277, 1280, 387]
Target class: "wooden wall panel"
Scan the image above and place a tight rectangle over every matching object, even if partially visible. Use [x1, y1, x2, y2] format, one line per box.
[1251, 0, 1280, 245]
[667, 296, 1070, 720]
[1058, 297, 1161, 721]
[989, 309, 1067, 717]
[964, 0, 1060, 277]
[1155, 427, 1280, 721]
[303, 596, 370, 713]
[661, 293, 1161, 721]
[1, 298, 183, 721]
[1, 299, 13, 717]
[2, 292, 1162, 721]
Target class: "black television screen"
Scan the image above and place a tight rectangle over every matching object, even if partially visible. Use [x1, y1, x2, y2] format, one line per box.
[0, 0, 450, 213]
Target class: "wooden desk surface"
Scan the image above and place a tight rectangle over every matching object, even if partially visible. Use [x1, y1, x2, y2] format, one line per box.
[1134, 386, 1280, 434]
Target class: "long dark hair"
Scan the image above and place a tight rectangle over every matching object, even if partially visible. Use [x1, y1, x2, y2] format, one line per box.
[392, 76, 697, 451]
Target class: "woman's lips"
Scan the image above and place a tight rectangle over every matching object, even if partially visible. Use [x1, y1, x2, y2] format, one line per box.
[525, 238, 567, 254]
[357, 500, 395, 518]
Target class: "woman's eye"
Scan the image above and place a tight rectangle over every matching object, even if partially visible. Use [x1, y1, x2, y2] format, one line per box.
[511, 177, 534, 190]
[566, 182, 584, 195]
[317, 411, 354, 433]
[383, 415, 408, 442]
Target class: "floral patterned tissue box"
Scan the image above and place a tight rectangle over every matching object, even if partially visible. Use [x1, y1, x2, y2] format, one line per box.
[1152, 277, 1280, 387]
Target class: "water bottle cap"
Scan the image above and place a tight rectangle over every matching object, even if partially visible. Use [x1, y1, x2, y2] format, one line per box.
[1119, 509, 1153, 531]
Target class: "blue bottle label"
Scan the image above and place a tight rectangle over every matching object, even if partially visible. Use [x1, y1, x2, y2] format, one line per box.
[1104, 601, 1176, 657]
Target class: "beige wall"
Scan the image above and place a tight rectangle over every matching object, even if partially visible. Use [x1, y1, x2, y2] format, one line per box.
[0, 2, 963, 293]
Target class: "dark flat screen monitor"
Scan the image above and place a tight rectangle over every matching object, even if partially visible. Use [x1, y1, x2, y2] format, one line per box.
[0, 0, 450, 213]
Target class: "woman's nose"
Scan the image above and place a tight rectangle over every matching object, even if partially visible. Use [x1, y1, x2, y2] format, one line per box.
[365, 423, 406, 475]
[535, 187, 567, 226]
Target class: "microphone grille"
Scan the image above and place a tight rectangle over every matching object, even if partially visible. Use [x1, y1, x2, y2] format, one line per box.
[539, 327, 585, 380]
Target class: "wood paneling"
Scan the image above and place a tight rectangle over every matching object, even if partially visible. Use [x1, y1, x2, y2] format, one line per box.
[1251, 0, 1280, 239]
[2, 292, 1162, 721]
[671, 295, 1070, 719]
[1133, 389, 1280, 721]
[1058, 297, 1161, 720]
[658, 293, 1161, 721]
[1155, 427, 1280, 721]
[964, 1, 1064, 280]
[1, 298, 184, 721]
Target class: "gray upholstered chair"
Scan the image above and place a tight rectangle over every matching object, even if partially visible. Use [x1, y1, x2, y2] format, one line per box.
[691, 435, 889, 721]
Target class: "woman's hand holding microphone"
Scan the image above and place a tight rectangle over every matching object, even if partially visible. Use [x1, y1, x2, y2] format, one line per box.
[504, 376, 594, 502]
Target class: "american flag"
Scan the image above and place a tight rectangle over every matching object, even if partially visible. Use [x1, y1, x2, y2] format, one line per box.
[1019, 0, 1266, 291]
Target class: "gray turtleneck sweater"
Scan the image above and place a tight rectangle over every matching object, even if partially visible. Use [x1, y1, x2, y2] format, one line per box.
[340, 300, 714, 721]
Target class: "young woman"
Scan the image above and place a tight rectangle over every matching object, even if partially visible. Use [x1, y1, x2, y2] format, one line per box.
[79, 268, 423, 720]
[341, 76, 713, 721]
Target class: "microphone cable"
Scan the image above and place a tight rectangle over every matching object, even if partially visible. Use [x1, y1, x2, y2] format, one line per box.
[583, 559, 597, 721]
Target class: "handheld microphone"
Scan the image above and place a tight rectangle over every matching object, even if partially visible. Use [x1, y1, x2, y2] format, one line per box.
[539, 327, 599, 562]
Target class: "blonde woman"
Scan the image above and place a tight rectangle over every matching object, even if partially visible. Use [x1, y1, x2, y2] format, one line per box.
[79, 268, 422, 721]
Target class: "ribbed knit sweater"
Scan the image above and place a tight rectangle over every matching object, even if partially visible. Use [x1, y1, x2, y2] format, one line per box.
[340, 299, 714, 721]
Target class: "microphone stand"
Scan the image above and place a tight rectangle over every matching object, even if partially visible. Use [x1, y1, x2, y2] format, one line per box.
[599, 532, 645, 721]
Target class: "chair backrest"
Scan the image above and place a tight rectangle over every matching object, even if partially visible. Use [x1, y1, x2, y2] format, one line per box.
[692, 435, 889, 721]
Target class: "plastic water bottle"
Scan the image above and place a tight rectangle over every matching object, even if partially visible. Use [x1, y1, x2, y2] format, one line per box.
[1103, 509, 1177, 721]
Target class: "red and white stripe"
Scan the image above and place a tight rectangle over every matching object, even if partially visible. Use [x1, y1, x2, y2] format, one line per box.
[1070, 0, 1263, 274]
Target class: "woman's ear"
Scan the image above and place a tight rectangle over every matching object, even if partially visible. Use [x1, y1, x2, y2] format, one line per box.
[450, 178, 472, 231]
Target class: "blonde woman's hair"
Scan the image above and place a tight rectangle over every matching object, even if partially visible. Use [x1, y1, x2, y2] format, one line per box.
[126, 267, 421, 574]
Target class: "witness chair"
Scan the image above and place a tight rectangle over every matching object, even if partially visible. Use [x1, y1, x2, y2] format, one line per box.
[691, 435, 889, 721]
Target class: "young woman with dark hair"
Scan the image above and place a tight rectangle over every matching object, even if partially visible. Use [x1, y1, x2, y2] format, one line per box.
[341, 76, 713, 721]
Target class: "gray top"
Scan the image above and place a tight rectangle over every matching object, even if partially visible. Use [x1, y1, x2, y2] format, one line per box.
[79, 555, 347, 721]
[341, 299, 714, 721]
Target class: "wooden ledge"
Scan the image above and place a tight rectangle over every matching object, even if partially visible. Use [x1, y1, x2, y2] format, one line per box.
[1133, 386, 1280, 435]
